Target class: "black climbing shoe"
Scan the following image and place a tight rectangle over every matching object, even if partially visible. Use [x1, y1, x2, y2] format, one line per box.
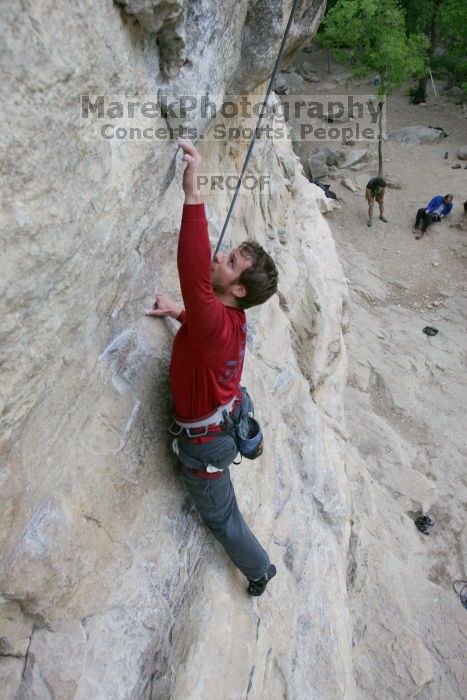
[453, 581, 467, 610]
[415, 518, 430, 535]
[247, 564, 277, 597]
[379, 215, 388, 222]
[415, 515, 435, 535]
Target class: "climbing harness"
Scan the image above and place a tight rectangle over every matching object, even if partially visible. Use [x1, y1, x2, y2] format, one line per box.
[214, 0, 301, 256]
[171, 387, 264, 471]
[219, 389, 264, 460]
[169, 394, 238, 438]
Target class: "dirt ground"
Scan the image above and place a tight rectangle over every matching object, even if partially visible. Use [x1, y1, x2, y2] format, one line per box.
[288, 46, 467, 698]
[288, 47, 467, 311]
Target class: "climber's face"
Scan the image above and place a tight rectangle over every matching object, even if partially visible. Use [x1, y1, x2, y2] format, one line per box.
[211, 247, 253, 302]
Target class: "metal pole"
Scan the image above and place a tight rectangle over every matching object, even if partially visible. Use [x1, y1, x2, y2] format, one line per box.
[429, 69, 438, 99]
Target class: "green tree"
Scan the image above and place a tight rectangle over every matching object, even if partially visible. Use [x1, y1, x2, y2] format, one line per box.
[439, 0, 467, 91]
[402, 0, 467, 93]
[319, 0, 428, 175]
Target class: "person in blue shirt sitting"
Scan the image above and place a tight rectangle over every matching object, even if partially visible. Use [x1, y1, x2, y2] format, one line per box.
[413, 194, 454, 239]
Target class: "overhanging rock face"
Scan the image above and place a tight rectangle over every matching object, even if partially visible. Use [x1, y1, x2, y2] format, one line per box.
[0, 1, 353, 698]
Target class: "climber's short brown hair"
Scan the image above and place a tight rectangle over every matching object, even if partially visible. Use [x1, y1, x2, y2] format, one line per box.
[235, 241, 278, 309]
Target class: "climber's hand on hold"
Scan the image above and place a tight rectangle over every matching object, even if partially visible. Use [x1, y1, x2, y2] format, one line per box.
[178, 138, 203, 205]
[146, 293, 182, 319]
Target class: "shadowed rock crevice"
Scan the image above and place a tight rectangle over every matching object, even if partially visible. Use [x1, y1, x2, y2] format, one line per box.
[114, 0, 187, 78]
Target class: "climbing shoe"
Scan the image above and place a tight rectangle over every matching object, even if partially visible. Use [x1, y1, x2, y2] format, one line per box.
[367, 219, 373, 227]
[415, 515, 435, 535]
[452, 581, 467, 610]
[247, 564, 277, 597]
[379, 215, 388, 222]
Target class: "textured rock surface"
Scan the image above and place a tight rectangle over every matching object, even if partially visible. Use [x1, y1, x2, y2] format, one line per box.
[296, 61, 320, 82]
[115, 0, 187, 77]
[308, 152, 329, 178]
[337, 245, 467, 700]
[274, 69, 306, 95]
[339, 148, 369, 169]
[340, 177, 359, 192]
[390, 126, 445, 145]
[0, 1, 357, 698]
[318, 146, 346, 167]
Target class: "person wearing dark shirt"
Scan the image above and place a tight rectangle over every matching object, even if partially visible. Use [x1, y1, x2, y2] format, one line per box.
[366, 176, 388, 227]
[412, 194, 454, 239]
[147, 139, 278, 596]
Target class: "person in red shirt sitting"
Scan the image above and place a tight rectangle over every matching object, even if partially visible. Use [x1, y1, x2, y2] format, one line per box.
[147, 139, 279, 596]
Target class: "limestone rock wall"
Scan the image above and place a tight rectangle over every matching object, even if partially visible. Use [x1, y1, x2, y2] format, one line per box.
[0, 1, 353, 698]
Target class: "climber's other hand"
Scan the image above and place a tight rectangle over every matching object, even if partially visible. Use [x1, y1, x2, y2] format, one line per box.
[146, 293, 182, 319]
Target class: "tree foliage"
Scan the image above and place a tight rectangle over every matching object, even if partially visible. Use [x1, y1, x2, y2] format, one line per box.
[319, 0, 429, 93]
[394, 0, 466, 89]
[318, 0, 429, 176]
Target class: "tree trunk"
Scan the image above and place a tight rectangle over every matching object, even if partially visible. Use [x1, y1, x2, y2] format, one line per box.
[417, 75, 428, 98]
[420, 0, 441, 96]
[377, 101, 384, 177]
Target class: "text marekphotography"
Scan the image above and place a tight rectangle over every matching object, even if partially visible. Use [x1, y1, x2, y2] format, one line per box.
[81, 94, 387, 143]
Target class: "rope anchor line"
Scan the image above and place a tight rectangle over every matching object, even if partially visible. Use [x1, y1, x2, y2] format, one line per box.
[214, 0, 301, 256]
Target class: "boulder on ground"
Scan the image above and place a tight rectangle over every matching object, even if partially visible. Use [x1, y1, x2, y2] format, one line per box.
[311, 146, 346, 168]
[390, 126, 445, 145]
[323, 107, 350, 123]
[333, 73, 352, 84]
[274, 70, 305, 95]
[339, 148, 369, 169]
[457, 146, 467, 160]
[296, 62, 320, 82]
[350, 162, 367, 172]
[445, 86, 465, 101]
[308, 153, 328, 179]
[340, 177, 359, 192]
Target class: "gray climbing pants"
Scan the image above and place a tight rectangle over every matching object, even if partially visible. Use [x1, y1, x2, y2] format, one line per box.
[179, 465, 270, 581]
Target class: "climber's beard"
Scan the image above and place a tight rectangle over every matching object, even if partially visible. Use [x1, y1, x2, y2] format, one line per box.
[211, 276, 230, 297]
[211, 263, 229, 297]
[210, 256, 241, 301]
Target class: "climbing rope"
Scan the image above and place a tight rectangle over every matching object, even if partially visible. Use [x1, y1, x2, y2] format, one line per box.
[214, 0, 302, 256]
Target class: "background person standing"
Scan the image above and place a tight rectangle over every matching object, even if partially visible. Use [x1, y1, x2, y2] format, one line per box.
[366, 177, 388, 227]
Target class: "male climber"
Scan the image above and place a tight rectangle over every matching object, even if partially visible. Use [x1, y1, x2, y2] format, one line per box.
[147, 139, 278, 596]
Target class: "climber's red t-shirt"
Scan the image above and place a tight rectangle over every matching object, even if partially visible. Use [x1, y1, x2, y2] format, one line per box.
[169, 203, 246, 421]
